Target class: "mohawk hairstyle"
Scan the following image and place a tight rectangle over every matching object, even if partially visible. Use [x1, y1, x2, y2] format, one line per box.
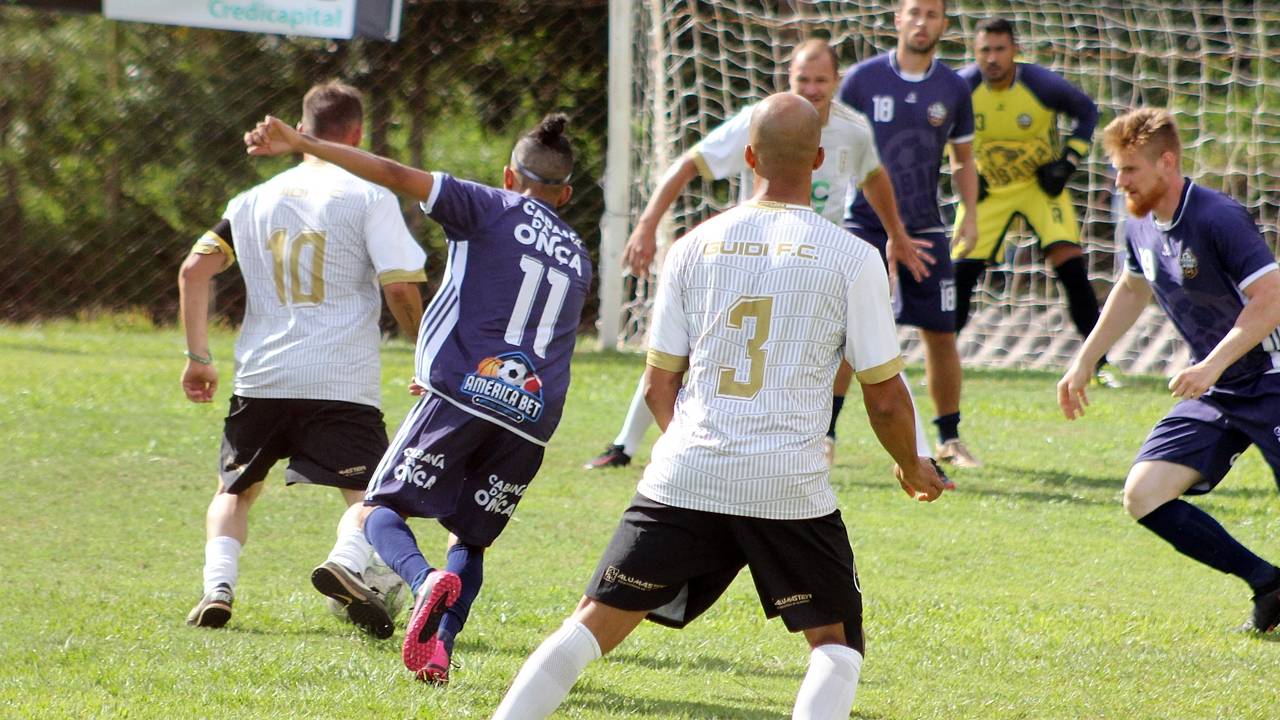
[511, 113, 575, 186]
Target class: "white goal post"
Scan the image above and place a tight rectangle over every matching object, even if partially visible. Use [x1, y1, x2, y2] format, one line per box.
[599, 0, 1280, 378]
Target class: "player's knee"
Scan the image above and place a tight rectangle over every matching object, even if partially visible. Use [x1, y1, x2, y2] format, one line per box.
[1122, 472, 1159, 520]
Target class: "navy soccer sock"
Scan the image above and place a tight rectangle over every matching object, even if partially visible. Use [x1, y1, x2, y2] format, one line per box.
[437, 542, 485, 654]
[933, 412, 961, 444]
[364, 506, 433, 593]
[827, 395, 846, 439]
[1138, 499, 1279, 591]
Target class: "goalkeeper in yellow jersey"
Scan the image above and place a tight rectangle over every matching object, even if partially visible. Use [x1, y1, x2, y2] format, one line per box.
[952, 18, 1120, 386]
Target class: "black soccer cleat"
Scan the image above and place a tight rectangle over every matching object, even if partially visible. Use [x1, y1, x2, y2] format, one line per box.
[584, 444, 631, 469]
[1246, 579, 1280, 634]
[186, 583, 234, 628]
[312, 561, 395, 640]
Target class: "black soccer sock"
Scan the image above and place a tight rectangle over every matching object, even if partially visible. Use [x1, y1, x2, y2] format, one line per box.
[438, 542, 485, 654]
[933, 412, 961, 444]
[1054, 256, 1101, 339]
[953, 260, 986, 334]
[1137, 499, 1279, 591]
[828, 395, 845, 439]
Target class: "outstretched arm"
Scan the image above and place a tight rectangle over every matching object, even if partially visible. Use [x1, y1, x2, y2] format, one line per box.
[245, 116, 434, 202]
[1057, 271, 1151, 419]
[622, 156, 699, 278]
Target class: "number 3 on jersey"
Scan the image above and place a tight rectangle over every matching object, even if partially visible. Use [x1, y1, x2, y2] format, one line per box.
[506, 254, 570, 359]
[716, 296, 773, 400]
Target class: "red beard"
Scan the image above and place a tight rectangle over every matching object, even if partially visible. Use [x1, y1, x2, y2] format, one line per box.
[1123, 175, 1168, 217]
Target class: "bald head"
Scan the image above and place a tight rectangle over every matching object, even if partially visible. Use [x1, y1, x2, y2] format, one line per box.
[747, 93, 822, 183]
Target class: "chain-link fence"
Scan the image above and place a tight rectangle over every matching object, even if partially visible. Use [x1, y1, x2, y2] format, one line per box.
[0, 0, 609, 329]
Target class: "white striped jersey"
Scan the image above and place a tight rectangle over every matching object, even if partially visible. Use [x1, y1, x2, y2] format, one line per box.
[640, 201, 904, 520]
[193, 159, 426, 408]
[691, 100, 881, 224]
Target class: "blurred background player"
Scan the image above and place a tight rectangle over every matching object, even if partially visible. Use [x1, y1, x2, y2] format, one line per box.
[1058, 108, 1280, 633]
[952, 18, 1121, 388]
[179, 81, 426, 636]
[493, 92, 944, 720]
[245, 112, 592, 682]
[838, 0, 984, 468]
[587, 38, 940, 472]
[488, 90, 942, 717]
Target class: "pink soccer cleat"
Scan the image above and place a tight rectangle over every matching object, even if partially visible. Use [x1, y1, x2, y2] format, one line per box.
[402, 570, 461, 674]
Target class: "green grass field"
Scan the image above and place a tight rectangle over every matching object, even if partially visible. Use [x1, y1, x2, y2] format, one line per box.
[1, 319, 1277, 719]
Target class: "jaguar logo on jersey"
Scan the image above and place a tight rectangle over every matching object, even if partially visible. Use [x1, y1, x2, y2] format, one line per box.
[460, 351, 545, 423]
[1179, 247, 1199, 279]
[926, 101, 948, 127]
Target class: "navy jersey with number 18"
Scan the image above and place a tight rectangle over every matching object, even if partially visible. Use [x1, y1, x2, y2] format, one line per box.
[840, 53, 975, 235]
[416, 173, 592, 445]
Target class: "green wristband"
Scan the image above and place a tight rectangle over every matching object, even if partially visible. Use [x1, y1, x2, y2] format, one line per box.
[184, 349, 213, 365]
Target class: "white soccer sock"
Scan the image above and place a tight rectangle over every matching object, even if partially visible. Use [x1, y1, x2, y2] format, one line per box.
[792, 644, 863, 720]
[492, 620, 602, 720]
[901, 372, 933, 458]
[203, 536, 242, 594]
[326, 528, 374, 575]
[611, 376, 654, 456]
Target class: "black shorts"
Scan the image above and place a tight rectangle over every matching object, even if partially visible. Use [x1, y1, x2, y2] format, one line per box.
[586, 494, 864, 653]
[219, 395, 388, 494]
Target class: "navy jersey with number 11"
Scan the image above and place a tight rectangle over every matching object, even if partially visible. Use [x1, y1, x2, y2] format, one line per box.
[417, 173, 592, 445]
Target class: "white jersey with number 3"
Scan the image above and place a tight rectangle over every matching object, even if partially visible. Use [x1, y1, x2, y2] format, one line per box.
[641, 201, 903, 520]
[194, 160, 426, 408]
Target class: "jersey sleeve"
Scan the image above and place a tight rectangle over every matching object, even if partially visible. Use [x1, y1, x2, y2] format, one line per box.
[690, 106, 753, 181]
[1123, 231, 1144, 277]
[949, 76, 976, 145]
[844, 258, 905, 383]
[645, 241, 691, 372]
[837, 67, 862, 112]
[848, 107, 882, 186]
[365, 188, 427, 285]
[190, 200, 238, 271]
[1021, 64, 1098, 157]
[419, 172, 507, 240]
[1211, 202, 1279, 291]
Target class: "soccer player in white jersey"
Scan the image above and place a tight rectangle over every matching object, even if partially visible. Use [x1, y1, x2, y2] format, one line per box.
[587, 38, 941, 473]
[493, 93, 945, 720]
[179, 81, 426, 636]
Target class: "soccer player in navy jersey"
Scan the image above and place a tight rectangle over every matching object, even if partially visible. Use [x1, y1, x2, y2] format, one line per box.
[245, 113, 593, 678]
[952, 18, 1121, 388]
[839, 0, 984, 468]
[1059, 108, 1280, 633]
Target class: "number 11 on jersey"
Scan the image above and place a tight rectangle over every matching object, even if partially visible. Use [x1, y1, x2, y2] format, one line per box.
[506, 254, 570, 359]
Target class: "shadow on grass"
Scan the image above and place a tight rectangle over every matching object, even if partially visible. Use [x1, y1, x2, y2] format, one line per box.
[834, 471, 1113, 507]
[0, 340, 90, 357]
[570, 684, 867, 720]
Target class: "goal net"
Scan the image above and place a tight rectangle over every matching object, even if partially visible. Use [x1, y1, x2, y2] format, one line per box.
[612, 0, 1279, 377]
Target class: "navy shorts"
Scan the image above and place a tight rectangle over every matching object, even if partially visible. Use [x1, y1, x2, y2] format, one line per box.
[849, 226, 956, 332]
[219, 395, 388, 494]
[585, 493, 865, 654]
[364, 392, 545, 547]
[1135, 375, 1280, 494]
